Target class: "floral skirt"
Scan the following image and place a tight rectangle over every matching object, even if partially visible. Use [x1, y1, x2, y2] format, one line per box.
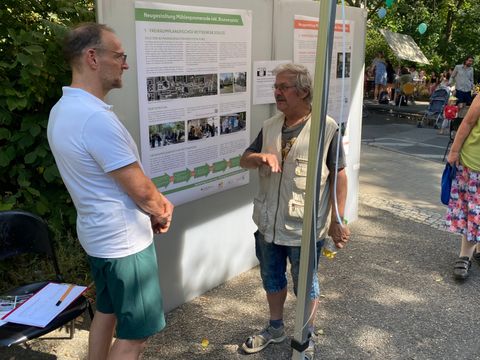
[446, 164, 480, 243]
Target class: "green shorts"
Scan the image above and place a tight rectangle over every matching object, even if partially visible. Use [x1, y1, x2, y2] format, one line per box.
[87, 243, 165, 339]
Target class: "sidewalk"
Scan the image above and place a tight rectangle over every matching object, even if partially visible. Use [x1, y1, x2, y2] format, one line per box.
[3, 145, 480, 360]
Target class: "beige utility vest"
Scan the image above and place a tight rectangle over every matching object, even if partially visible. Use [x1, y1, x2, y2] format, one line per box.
[252, 112, 338, 246]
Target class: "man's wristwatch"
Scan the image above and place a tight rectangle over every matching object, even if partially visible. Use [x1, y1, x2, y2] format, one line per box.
[335, 217, 348, 225]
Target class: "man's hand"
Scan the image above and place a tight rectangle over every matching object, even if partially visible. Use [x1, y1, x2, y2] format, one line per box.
[259, 153, 282, 173]
[328, 222, 351, 249]
[151, 195, 174, 234]
[240, 151, 282, 172]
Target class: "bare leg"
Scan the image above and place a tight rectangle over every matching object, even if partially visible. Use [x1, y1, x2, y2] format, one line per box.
[266, 287, 287, 320]
[374, 85, 379, 100]
[108, 338, 148, 360]
[88, 311, 116, 360]
[460, 235, 476, 259]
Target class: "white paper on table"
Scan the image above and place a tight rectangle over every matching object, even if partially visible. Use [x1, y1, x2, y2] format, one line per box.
[2, 283, 87, 328]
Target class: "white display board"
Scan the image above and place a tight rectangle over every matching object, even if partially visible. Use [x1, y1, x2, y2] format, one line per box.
[135, 2, 252, 205]
[96, 0, 366, 311]
[294, 15, 353, 125]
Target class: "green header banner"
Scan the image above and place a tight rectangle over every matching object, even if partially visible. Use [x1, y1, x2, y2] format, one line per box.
[135, 8, 243, 26]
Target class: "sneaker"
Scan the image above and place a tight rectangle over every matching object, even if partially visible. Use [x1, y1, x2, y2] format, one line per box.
[304, 334, 316, 360]
[242, 324, 286, 354]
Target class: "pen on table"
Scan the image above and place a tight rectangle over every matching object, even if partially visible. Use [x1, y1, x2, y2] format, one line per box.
[56, 284, 75, 306]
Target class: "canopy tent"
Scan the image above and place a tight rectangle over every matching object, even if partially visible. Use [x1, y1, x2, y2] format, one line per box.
[379, 29, 430, 64]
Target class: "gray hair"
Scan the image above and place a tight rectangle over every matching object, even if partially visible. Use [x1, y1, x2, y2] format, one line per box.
[272, 63, 313, 103]
[63, 22, 114, 68]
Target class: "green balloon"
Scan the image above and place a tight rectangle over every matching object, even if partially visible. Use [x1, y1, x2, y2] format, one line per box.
[386, 0, 394, 8]
[418, 23, 427, 34]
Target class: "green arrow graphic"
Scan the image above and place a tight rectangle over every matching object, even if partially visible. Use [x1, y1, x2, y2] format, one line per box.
[194, 163, 210, 178]
[229, 155, 241, 168]
[173, 168, 192, 183]
[212, 159, 227, 173]
[153, 173, 171, 188]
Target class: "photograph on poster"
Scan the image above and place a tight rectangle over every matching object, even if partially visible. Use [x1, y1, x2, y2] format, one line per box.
[219, 73, 234, 94]
[233, 72, 247, 92]
[336, 52, 351, 78]
[147, 74, 218, 101]
[187, 116, 219, 141]
[149, 121, 185, 148]
[220, 72, 247, 94]
[220, 112, 246, 135]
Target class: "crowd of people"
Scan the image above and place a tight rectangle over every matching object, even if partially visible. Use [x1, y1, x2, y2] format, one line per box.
[366, 53, 476, 107]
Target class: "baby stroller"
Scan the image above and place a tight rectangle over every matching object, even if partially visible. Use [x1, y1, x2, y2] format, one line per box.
[418, 87, 450, 128]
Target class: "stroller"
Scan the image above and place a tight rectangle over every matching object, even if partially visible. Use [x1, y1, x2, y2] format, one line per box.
[418, 87, 450, 128]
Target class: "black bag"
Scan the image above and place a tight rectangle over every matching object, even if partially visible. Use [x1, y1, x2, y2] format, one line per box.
[379, 91, 389, 104]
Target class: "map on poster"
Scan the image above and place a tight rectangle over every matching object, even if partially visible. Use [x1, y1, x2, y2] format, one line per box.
[294, 15, 354, 125]
[135, 2, 252, 205]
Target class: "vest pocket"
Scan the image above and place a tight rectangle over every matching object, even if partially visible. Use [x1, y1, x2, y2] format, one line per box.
[252, 194, 268, 232]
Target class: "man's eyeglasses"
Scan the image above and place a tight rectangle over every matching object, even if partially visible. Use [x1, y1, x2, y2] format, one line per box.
[94, 48, 127, 64]
[272, 84, 296, 92]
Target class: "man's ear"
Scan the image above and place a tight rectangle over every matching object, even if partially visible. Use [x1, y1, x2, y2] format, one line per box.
[86, 49, 98, 69]
[300, 89, 310, 101]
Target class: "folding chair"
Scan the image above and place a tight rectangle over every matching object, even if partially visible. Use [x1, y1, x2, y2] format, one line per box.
[0, 210, 93, 347]
[442, 117, 463, 162]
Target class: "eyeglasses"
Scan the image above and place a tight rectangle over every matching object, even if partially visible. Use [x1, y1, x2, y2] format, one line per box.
[272, 84, 296, 92]
[94, 48, 127, 64]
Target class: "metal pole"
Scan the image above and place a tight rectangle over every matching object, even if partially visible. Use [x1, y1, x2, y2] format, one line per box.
[291, 1, 337, 359]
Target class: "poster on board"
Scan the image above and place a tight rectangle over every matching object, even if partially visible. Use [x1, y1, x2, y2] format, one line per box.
[252, 60, 291, 105]
[293, 15, 353, 125]
[135, 1, 252, 205]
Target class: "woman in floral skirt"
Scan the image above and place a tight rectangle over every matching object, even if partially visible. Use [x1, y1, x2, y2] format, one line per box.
[446, 93, 480, 280]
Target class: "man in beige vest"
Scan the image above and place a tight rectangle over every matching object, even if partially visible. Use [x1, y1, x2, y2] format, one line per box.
[240, 63, 350, 360]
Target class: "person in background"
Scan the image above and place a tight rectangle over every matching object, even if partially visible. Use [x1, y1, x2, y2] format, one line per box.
[48, 23, 174, 360]
[446, 94, 480, 280]
[386, 60, 396, 101]
[239, 63, 350, 360]
[438, 97, 458, 135]
[410, 66, 419, 82]
[418, 70, 426, 84]
[450, 55, 475, 105]
[391, 67, 413, 105]
[370, 51, 388, 103]
[429, 71, 438, 95]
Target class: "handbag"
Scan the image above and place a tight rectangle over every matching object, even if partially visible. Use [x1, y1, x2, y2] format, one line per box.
[441, 163, 457, 205]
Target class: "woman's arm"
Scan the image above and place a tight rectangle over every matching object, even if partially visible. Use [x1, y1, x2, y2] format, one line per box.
[448, 95, 480, 166]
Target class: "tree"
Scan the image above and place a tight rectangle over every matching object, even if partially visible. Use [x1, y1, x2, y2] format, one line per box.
[0, 0, 95, 288]
[344, 0, 479, 78]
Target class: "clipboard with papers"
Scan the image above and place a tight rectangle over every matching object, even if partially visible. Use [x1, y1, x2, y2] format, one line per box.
[1, 283, 87, 328]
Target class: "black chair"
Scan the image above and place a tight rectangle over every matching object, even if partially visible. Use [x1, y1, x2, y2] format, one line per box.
[0, 210, 93, 347]
[442, 117, 463, 162]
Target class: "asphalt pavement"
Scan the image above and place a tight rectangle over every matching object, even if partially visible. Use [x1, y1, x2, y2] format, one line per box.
[2, 103, 480, 360]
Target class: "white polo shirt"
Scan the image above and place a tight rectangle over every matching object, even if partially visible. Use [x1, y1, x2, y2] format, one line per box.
[47, 87, 152, 258]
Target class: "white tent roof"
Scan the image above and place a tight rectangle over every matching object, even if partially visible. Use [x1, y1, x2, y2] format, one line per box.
[379, 29, 430, 64]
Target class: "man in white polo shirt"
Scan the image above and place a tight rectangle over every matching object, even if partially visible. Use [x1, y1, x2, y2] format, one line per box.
[48, 23, 173, 360]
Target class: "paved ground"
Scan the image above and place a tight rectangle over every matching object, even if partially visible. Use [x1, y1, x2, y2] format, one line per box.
[3, 106, 479, 360]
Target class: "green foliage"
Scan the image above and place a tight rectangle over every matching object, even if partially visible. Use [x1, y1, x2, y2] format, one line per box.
[364, 0, 480, 78]
[0, 1, 94, 288]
